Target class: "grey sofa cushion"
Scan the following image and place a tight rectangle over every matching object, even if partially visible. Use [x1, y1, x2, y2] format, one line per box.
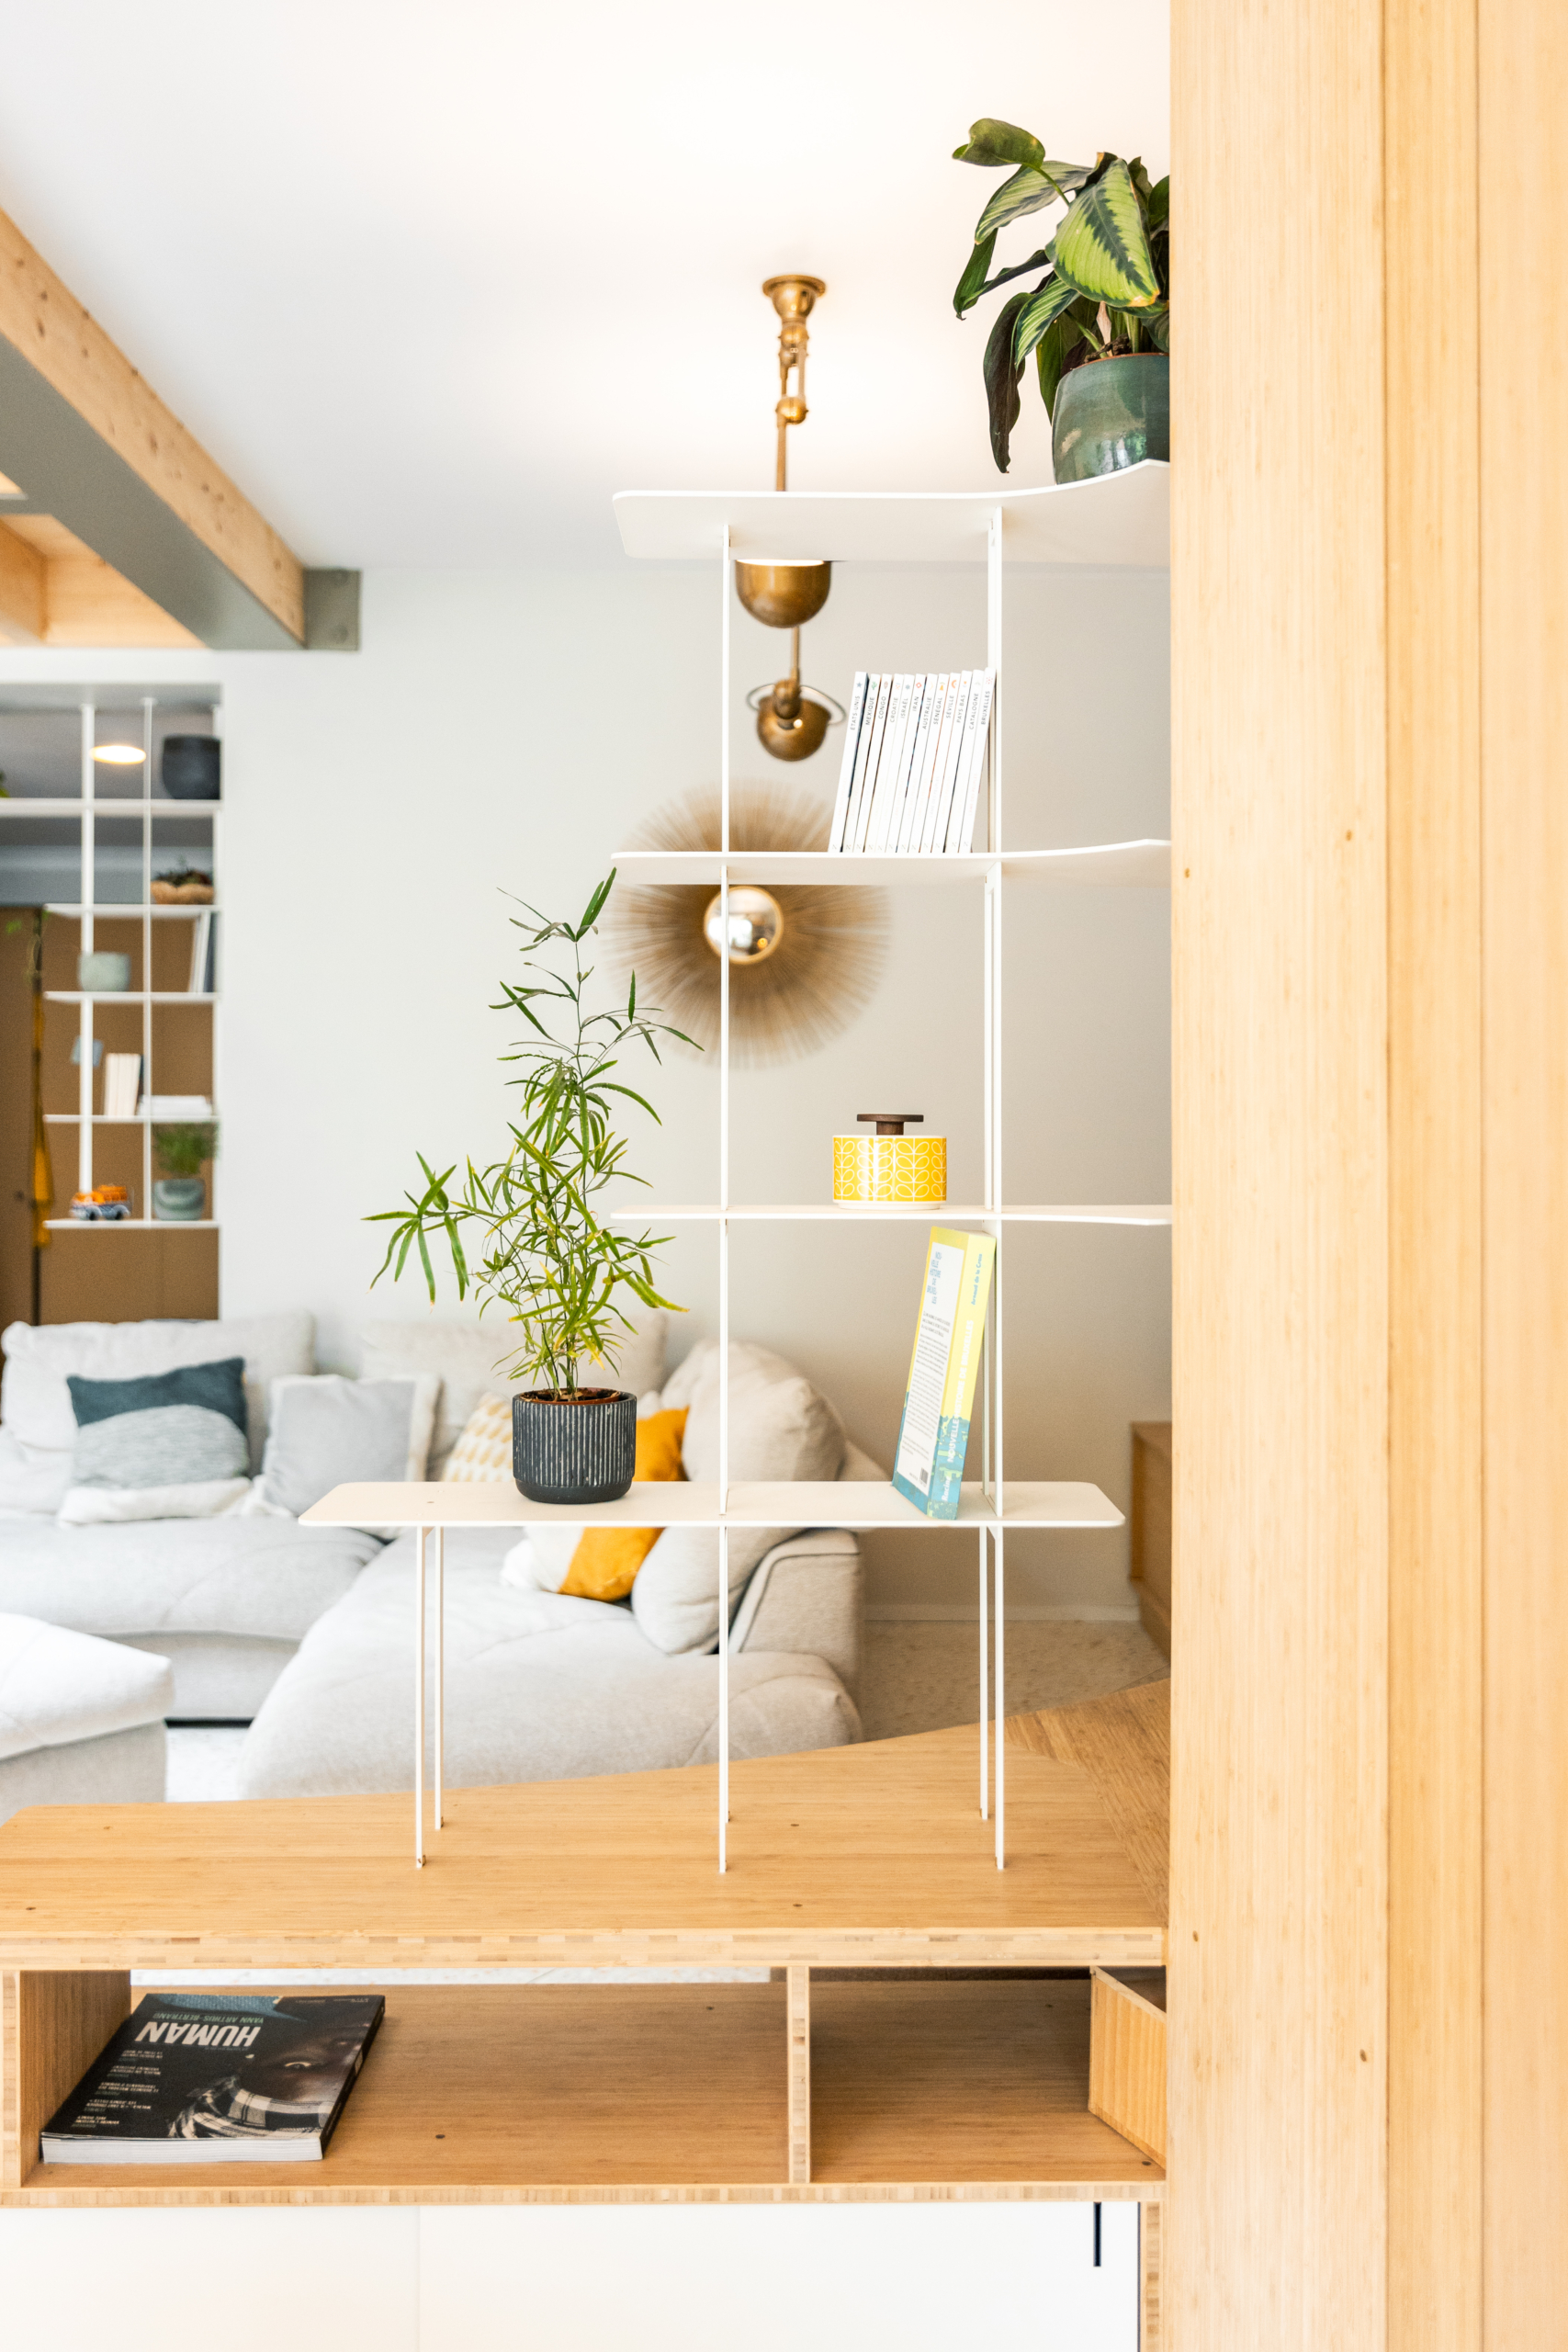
[0, 1517, 381, 1645]
[237, 1530, 860, 1800]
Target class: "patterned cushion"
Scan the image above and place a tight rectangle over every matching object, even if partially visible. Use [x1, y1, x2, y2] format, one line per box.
[442, 1393, 512, 1483]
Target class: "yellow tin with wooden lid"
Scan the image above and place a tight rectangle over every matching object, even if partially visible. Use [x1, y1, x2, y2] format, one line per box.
[832, 1114, 946, 1204]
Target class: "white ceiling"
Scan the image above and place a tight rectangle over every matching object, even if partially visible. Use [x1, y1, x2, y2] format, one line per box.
[0, 1, 1168, 567]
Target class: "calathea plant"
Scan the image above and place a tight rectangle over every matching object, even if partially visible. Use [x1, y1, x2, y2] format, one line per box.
[952, 119, 1169, 472]
[368, 873, 692, 1401]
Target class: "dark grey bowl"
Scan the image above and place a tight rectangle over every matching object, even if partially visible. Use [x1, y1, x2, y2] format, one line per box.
[161, 735, 221, 800]
[513, 1390, 637, 1505]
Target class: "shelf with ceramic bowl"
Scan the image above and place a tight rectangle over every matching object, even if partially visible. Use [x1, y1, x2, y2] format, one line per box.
[599, 1203, 1172, 1227]
[608, 841, 1170, 889]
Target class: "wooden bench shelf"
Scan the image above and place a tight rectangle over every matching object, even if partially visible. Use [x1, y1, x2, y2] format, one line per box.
[0, 1686, 1169, 2211]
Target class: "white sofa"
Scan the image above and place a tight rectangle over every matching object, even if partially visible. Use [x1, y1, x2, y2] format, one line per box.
[0, 1313, 871, 1796]
[0, 1314, 382, 1716]
[0, 1613, 174, 1826]
[238, 1524, 861, 1798]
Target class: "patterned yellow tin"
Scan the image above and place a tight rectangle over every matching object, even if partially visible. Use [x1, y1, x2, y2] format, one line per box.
[833, 1115, 946, 1204]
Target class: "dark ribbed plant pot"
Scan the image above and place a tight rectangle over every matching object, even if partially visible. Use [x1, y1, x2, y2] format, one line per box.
[512, 1389, 637, 1505]
[1052, 354, 1169, 484]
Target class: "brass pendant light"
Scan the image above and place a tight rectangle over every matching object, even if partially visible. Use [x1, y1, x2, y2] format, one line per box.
[737, 276, 836, 763]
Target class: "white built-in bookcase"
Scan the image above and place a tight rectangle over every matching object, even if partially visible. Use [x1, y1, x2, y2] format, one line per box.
[604, 460, 1173, 1868]
[0, 690, 221, 1230]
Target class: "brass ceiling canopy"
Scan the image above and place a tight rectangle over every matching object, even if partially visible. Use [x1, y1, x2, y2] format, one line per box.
[739, 275, 836, 763]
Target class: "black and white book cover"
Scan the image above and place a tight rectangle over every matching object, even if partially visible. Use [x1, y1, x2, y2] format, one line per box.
[41, 1993, 385, 2165]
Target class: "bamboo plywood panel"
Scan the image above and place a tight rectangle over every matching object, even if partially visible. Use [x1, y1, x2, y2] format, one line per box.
[1170, 0, 1391, 2344]
[808, 1978, 1160, 2192]
[0, 1719, 1163, 1971]
[18, 1984, 786, 2201]
[1089, 1970, 1167, 2165]
[0, 1968, 129, 2189]
[1008, 1678, 1168, 1916]
[1480, 0, 1568, 2336]
[1385, 0, 1483, 2341]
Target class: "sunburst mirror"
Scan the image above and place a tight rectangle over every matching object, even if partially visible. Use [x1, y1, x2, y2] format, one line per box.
[603, 784, 889, 1067]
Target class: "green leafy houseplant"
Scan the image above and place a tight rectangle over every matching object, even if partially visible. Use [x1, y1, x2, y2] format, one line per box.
[952, 119, 1169, 473]
[152, 1123, 218, 1179]
[368, 874, 692, 1402]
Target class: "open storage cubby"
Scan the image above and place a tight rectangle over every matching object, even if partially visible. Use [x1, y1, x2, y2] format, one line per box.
[0, 1693, 1169, 2210]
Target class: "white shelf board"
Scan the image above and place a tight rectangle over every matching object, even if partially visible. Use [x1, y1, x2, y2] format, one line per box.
[601, 1203, 1173, 1227]
[613, 463, 1169, 569]
[302, 1478, 1123, 1532]
[0, 799, 221, 816]
[45, 902, 220, 919]
[45, 1113, 218, 1125]
[44, 990, 217, 1005]
[45, 1218, 218, 1230]
[609, 842, 1170, 889]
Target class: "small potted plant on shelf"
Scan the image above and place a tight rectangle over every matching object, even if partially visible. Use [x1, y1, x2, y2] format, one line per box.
[951, 118, 1169, 480]
[152, 1123, 217, 1220]
[367, 873, 693, 1505]
[151, 862, 215, 905]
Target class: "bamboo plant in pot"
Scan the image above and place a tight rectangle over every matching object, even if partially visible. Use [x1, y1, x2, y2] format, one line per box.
[951, 119, 1169, 480]
[367, 874, 691, 1506]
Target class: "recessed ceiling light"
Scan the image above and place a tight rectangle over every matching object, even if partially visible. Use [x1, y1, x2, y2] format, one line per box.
[93, 743, 146, 765]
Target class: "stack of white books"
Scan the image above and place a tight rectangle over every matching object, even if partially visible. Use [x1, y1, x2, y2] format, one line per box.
[101, 1055, 142, 1119]
[138, 1093, 214, 1120]
[828, 669, 996, 856]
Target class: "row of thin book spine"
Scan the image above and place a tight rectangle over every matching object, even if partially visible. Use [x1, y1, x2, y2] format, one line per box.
[828, 669, 996, 855]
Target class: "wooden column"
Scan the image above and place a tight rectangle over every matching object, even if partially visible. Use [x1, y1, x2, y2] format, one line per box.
[1172, 0, 1566, 2343]
[1478, 1, 1568, 2338]
[1169, 0, 1391, 2343]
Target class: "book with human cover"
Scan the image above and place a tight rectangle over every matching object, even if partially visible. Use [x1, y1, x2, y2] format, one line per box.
[891, 1227, 997, 1519]
[40, 1993, 385, 2166]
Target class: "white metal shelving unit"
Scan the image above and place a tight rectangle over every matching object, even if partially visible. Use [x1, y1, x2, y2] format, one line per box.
[308, 465, 1173, 1873]
[0, 694, 222, 1232]
[616, 461, 1172, 1872]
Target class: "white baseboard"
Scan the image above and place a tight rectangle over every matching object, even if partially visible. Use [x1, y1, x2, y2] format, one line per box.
[864, 1602, 1142, 1624]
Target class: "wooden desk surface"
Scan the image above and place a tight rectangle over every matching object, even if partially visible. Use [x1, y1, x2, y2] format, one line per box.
[0, 1685, 1169, 1973]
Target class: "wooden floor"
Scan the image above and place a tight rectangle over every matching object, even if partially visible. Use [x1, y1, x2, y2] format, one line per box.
[0, 1686, 1170, 2211]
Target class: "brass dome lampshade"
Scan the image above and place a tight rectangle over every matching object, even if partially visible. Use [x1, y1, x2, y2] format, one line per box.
[740, 275, 838, 763]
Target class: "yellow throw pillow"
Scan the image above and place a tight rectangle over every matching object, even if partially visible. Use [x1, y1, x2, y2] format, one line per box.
[442, 1392, 512, 1483]
[561, 1408, 688, 1600]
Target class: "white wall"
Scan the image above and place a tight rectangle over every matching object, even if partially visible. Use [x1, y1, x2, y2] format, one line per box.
[0, 556, 1168, 1613]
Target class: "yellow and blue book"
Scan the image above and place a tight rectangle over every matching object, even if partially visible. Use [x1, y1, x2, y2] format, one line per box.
[891, 1227, 997, 1518]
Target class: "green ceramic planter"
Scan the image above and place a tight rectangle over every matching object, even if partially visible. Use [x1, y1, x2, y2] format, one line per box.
[1052, 355, 1169, 484]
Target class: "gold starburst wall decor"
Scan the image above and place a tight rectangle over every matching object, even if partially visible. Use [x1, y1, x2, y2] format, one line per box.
[602, 784, 889, 1068]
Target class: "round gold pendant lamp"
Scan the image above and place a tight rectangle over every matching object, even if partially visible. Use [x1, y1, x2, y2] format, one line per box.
[737, 276, 838, 763]
[603, 783, 888, 1067]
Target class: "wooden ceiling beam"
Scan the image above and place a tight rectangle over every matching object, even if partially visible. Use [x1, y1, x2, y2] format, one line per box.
[0, 205, 323, 650]
[0, 518, 45, 644]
